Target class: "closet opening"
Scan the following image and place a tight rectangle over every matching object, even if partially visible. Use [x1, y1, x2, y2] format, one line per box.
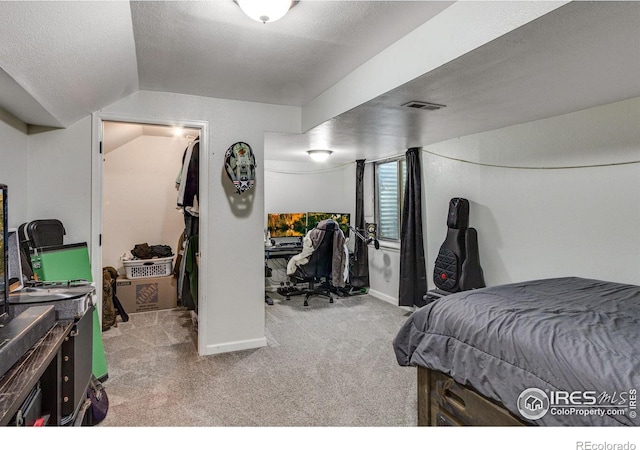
[91, 116, 207, 353]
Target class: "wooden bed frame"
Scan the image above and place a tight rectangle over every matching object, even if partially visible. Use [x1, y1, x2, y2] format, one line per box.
[417, 366, 530, 426]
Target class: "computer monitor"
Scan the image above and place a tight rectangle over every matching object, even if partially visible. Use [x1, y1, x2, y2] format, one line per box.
[0, 184, 7, 317]
[307, 212, 351, 237]
[7, 229, 23, 292]
[267, 213, 307, 238]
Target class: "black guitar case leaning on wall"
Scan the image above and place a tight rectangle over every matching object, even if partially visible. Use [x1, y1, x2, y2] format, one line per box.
[432, 198, 485, 293]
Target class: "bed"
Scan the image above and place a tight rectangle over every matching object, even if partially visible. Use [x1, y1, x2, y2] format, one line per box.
[393, 277, 640, 426]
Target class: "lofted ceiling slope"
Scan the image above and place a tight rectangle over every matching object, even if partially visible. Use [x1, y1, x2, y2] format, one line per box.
[0, 1, 139, 128]
[130, 1, 452, 106]
[0, 0, 451, 128]
[1, 2, 639, 165]
[267, 1, 640, 162]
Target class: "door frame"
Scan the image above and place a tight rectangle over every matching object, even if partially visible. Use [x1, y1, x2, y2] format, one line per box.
[91, 112, 209, 355]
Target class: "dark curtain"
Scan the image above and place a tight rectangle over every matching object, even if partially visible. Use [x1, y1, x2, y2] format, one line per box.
[350, 159, 369, 288]
[399, 148, 427, 307]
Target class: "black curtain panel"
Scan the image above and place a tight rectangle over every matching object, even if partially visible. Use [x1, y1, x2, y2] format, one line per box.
[399, 148, 427, 307]
[350, 159, 370, 288]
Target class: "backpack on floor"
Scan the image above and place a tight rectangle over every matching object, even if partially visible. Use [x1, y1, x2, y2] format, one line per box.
[102, 267, 117, 331]
[80, 375, 109, 426]
[102, 266, 129, 331]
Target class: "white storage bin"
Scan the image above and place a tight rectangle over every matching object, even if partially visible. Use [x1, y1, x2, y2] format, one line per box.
[123, 256, 173, 279]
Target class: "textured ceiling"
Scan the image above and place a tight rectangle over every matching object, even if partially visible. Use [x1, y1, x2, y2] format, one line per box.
[267, 1, 640, 162]
[130, 1, 452, 106]
[0, 0, 451, 127]
[0, 1, 138, 127]
[1, 1, 639, 164]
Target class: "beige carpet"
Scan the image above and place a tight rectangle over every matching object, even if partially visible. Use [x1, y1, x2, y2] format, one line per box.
[100, 292, 417, 427]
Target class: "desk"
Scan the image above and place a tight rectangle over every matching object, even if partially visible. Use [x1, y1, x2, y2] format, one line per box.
[265, 245, 302, 259]
[0, 303, 94, 426]
[0, 321, 73, 425]
[264, 244, 302, 304]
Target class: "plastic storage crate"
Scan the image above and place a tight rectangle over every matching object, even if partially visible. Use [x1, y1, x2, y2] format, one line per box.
[123, 257, 173, 279]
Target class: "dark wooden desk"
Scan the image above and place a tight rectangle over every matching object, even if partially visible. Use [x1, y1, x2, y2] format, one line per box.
[264, 245, 302, 305]
[0, 321, 74, 426]
[265, 245, 302, 259]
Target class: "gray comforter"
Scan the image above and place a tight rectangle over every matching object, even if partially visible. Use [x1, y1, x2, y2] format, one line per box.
[393, 277, 640, 426]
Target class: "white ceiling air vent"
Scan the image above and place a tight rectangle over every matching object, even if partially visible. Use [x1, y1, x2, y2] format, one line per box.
[401, 101, 446, 111]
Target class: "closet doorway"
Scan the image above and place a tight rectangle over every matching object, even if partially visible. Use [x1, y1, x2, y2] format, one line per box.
[91, 116, 208, 353]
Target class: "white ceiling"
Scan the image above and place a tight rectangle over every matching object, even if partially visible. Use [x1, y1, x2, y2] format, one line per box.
[0, 1, 138, 128]
[1, 1, 640, 163]
[102, 122, 200, 154]
[267, 1, 640, 162]
[131, 0, 452, 106]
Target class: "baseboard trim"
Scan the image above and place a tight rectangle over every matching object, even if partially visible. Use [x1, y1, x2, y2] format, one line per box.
[368, 289, 398, 306]
[204, 337, 267, 355]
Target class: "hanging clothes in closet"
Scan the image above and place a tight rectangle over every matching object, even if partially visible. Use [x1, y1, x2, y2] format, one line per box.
[175, 136, 199, 312]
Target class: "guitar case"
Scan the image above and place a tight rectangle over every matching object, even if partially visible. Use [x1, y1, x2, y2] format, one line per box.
[433, 198, 471, 292]
[430, 198, 485, 295]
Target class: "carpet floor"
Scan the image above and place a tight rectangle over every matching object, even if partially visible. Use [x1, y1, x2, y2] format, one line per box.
[100, 292, 417, 427]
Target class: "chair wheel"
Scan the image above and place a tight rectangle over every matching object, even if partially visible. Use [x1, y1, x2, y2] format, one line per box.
[303, 300, 309, 306]
[329, 297, 334, 303]
[286, 296, 291, 301]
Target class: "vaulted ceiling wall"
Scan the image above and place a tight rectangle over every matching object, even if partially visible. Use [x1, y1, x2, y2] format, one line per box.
[1, 1, 640, 163]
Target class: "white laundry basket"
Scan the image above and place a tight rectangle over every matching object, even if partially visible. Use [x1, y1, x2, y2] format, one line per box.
[123, 256, 173, 279]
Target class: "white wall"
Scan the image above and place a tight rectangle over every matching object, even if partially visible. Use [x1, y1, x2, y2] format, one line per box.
[365, 96, 640, 305]
[367, 245, 402, 305]
[263, 160, 356, 288]
[264, 160, 355, 220]
[27, 116, 92, 246]
[100, 91, 300, 355]
[15, 90, 640, 346]
[423, 96, 640, 289]
[102, 134, 191, 273]
[21, 90, 300, 355]
[0, 109, 28, 228]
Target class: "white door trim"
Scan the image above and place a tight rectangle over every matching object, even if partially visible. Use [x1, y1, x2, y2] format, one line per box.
[91, 112, 209, 355]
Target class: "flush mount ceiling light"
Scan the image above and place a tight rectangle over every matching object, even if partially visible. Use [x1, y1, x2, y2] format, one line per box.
[236, 0, 298, 24]
[307, 150, 333, 162]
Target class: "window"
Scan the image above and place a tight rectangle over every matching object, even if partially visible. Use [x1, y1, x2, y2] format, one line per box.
[375, 158, 406, 241]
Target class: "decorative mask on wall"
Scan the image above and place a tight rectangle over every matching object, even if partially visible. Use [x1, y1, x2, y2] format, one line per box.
[224, 142, 257, 195]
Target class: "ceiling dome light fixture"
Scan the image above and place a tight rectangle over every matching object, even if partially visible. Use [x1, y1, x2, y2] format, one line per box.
[236, 0, 296, 24]
[307, 150, 333, 162]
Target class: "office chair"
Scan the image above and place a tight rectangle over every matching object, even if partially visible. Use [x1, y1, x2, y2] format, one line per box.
[286, 220, 341, 306]
[424, 197, 485, 304]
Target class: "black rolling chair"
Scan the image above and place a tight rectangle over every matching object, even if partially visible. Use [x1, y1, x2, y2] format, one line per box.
[286, 220, 341, 307]
[424, 197, 485, 304]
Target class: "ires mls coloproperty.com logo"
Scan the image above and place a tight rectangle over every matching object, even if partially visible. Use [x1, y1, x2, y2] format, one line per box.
[517, 387, 637, 420]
